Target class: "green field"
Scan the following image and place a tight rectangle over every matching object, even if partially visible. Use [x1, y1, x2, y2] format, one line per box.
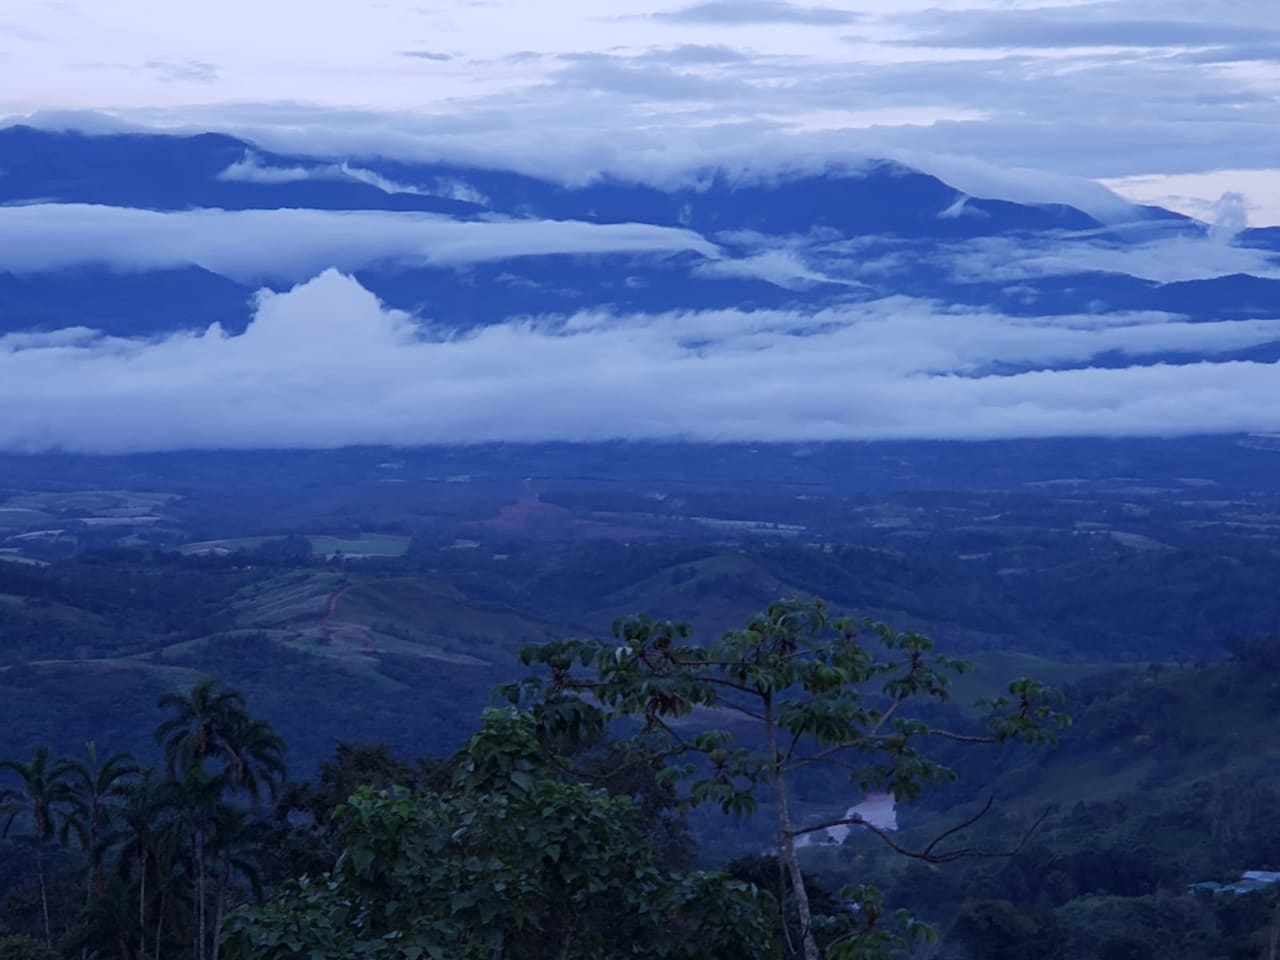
[180, 536, 275, 554]
[309, 535, 410, 557]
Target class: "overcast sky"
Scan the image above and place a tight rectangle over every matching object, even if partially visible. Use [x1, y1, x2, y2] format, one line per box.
[4, 0, 1279, 224]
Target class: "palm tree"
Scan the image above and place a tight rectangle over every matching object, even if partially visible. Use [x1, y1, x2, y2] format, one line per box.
[0, 745, 75, 945]
[154, 680, 285, 960]
[113, 772, 186, 960]
[220, 719, 286, 809]
[154, 679, 251, 782]
[59, 742, 140, 902]
[171, 770, 222, 960]
[206, 806, 265, 960]
[154, 679, 286, 806]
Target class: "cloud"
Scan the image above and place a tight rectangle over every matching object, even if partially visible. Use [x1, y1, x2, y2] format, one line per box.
[695, 249, 863, 289]
[882, 151, 1138, 223]
[653, 0, 858, 25]
[637, 44, 748, 64]
[0, 21, 50, 42]
[399, 50, 454, 61]
[1175, 42, 1280, 64]
[711, 221, 1280, 290]
[550, 57, 750, 101]
[0, 204, 718, 281]
[142, 58, 220, 84]
[899, 15, 1278, 50]
[215, 153, 315, 185]
[216, 151, 490, 202]
[1104, 169, 1280, 228]
[14, 196, 1260, 303]
[2, 269, 1279, 453]
[935, 232, 1280, 286]
[1210, 193, 1249, 242]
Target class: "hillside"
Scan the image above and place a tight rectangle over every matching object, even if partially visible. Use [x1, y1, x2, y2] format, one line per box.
[4, 519, 1280, 776]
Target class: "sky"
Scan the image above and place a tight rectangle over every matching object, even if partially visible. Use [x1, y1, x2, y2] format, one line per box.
[3, 0, 1280, 224]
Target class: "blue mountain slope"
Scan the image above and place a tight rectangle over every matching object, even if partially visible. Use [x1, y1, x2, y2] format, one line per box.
[891, 270, 1280, 323]
[0, 266, 254, 336]
[1241, 227, 1280, 253]
[355, 252, 837, 325]
[365, 161, 1102, 237]
[0, 127, 481, 215]
[0, 126, 1097, 237]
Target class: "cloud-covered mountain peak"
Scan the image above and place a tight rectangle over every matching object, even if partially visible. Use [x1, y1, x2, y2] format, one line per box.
[0, 124, 1109, 236]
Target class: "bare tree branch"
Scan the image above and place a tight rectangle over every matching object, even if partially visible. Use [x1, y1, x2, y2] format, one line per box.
[785, 797, 1050, 865]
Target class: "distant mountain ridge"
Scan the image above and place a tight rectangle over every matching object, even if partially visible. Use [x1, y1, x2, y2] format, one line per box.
[0, 124, 1105, 234]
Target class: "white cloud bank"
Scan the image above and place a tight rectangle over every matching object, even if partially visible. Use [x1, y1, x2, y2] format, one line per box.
[0, 204, 718, 282]
[2, 269, 1279, 453]
[938, 234, 1280, 285]
[5, 201, 1277, 292]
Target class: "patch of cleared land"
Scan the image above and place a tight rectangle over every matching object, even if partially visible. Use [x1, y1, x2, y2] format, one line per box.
[230, 571, 347, 627]
[309, 535, 410, 557]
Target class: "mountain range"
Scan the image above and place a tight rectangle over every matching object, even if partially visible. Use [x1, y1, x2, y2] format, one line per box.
[2, 124, 1277, 353]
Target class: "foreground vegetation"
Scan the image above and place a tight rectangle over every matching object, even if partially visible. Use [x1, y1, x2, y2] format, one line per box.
[6, 593, 1280, 957]
[2, 599, 1072, 960]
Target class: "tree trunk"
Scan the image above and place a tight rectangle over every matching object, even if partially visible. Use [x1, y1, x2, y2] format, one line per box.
[154, 886, 165, 960]
[138, 850, 148, 960]
[196, 831, 207, 960]
[82, 821, 99, 960]
[764, 697, 820, 960]
[36, 843, 52, 946]
[210, 852, 230, 960]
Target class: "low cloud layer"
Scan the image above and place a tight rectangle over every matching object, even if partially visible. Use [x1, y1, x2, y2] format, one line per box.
[934, 233, 1280, 286]
[217, 152, 490, 205]
[653, 1, 859, 25]
[2, 200, 1276, 295]
[0, 204, 717, 282]
[3, 270, 1279, 453]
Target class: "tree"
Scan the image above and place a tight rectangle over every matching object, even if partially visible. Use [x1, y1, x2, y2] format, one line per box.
[224, 709, 779, 960]
[507, 598, 1067, 960]
[0, 746, 75, 945]
[206, 807, 264, 960]
[59, 742, 140, 903]
[111, 769, 192, 960]
[154, 680, 285, 960]
[728, 856, 845, 956]
[155, 680, 286, 807]
[0, 935, 60, 960]
[111, 769, 179, 960]
[949, 898, 1061, 960]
